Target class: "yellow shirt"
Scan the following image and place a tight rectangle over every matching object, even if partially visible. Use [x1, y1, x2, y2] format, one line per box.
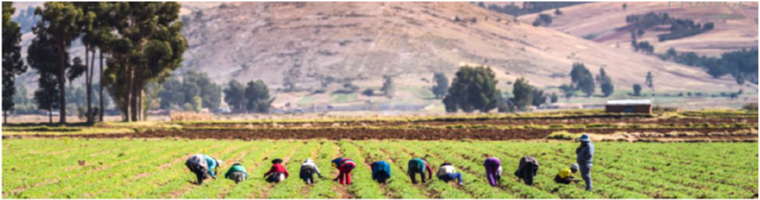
[557, 168, 575, 179]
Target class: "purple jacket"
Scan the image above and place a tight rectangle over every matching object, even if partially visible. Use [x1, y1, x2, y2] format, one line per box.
[484, 157, 502, 186]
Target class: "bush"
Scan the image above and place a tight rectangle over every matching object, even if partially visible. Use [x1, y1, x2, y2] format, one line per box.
[362, 89, 375, 96]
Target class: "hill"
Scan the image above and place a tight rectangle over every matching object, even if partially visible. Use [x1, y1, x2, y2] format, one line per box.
[9, 2, 748, 111]
[176, 2, 739, 105]
[520, 2, 758, 56]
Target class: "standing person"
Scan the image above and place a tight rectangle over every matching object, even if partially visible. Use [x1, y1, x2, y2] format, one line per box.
[407, 157, 432, 184]
[332, 157, 356, 185]
[437, 162, 464, 185]
[300, 158, 323, 185]
[225, 162, 248, 184]
[514, 155, 540, 185]
[370, 160, 392, 184]
[185, 154, 222, 185]
[484, 156, 502, 186]
[577, 134, 595, 191]
[554, 163, 580, 184]
[264, 158, 289, 183]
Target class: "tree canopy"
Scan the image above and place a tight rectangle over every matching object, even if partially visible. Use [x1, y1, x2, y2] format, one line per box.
[431, 72, 449, 99]
[570, 63, 595, 97]
[2, 2, 28, 122]
[442, 65, 500, 113]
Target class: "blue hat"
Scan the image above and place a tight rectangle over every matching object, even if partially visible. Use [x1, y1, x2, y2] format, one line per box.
[579, 134, 590, 142]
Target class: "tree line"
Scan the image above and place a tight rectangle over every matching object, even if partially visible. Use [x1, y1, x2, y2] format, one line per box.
[660, 48, 758, 85]
[438, 62, 614, 113]
[2, 2, 188, 124]
[480, 2, 585, 17]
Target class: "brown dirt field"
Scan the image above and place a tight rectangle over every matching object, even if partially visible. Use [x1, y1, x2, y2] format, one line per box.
[181, 117, 757, 128]
[12, 127, 755, 141]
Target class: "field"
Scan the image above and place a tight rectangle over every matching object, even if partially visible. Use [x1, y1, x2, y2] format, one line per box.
[2, 139, 757, 199]
[2, 109, 758, 199]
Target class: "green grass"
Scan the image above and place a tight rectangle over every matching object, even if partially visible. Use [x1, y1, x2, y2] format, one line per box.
[328, 93, 358, 104]
[3, 139, 757, 198]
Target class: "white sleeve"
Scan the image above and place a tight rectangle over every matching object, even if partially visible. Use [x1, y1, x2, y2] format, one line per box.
[497, 166, 502, 175]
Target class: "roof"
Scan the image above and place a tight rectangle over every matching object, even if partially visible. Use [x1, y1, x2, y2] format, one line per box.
[606, 99, 652, 106]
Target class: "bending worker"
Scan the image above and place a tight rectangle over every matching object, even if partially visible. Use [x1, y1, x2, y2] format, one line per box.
[185, 154, 222, 185]
[332, 157, 356, 185]
[514, 155, 540, 186]
[484, 156, 502, 186]
[437, 162, 464, 185]
[225, 162, 248, 184]
[370, 160, 392, 184]
[264, 158, 289, 183]
[407, 157, 432, 184]
[577, 134, 595, 191]
[555, 163, 580, 184]
[300, 158, 323, 185]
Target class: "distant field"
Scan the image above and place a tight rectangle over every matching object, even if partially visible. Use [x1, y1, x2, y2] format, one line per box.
[3, 139, 757, 198]
[3, 110, 757, 142]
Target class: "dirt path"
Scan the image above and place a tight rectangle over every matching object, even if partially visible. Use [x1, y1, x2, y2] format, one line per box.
[256, 142, 304, 199]
[333, 144, 356, 199]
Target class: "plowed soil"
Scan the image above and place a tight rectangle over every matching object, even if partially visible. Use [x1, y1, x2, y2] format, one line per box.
[181, 117, 757, 128]
[14, 127, 755, 141]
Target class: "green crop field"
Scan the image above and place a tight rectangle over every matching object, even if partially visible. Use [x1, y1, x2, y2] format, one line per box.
[3, 139, 757, 199]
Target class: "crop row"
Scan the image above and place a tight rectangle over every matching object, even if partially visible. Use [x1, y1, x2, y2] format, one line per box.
[3, 139, 757, 198]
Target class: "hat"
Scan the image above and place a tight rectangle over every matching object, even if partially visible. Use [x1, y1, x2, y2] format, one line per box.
[579, 134, 590, 142]
[570, 163, 579, 170]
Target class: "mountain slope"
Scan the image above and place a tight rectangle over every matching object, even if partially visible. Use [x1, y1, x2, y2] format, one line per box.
[181, 2, 736, 94]
[521, 2, 758, 56]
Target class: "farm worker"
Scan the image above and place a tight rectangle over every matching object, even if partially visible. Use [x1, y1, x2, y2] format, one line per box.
[370, 160, 392, 184]
[554, 163, 580, 184]
[264, 158, 289, 183]
[576, 134, 595, 191]
[484, 156, 502, 186]
[514, 155, 540, 185]
[407, 157, 432, 184]
[332, 157, 356, 185]
[185, 154, 222, 185]
[437, 162, 464, 185]
[300, 158, 323, 185]
[225, 162, 248, 184]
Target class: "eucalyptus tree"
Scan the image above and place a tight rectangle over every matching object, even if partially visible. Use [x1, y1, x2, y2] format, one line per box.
[33, 2, 83, 123]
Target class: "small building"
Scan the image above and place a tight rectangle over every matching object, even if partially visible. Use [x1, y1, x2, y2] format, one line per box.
[605, 99, 652, 114]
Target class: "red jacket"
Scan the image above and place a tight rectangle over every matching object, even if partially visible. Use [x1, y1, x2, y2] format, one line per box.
[264, 163, 289, 178]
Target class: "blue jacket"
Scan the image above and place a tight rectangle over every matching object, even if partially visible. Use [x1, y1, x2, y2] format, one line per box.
[205, 155, 218, 178]
[576, 142, 594, 164]
[371, 161, 391, 178]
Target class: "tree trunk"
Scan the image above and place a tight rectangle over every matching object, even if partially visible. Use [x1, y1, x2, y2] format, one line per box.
[85, 46, 92, 123]
[125, 64, 132, 122]
[48, 108, 52, 124]
[3, 111, 7, 124]
[58, 43, 66, 124]
[130, 76, 138, 122]
[99, 51, 104, 122]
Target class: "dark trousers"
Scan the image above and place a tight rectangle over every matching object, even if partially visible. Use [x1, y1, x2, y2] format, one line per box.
[186, 163, 208, 185]
[580, 163, 592, 191]
[438, 173, 463, 184]
[228, 172, 246, 184]
[554, 175, 571, 184]
[516, 164, 537, 185]
[374, 173, 390, 184]
[267, 172, 284, 183]
[408, 168, 426, 184]
[301, 172, 315, 184]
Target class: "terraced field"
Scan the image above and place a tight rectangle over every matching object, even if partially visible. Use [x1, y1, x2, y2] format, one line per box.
[3, 139, 757, 198]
